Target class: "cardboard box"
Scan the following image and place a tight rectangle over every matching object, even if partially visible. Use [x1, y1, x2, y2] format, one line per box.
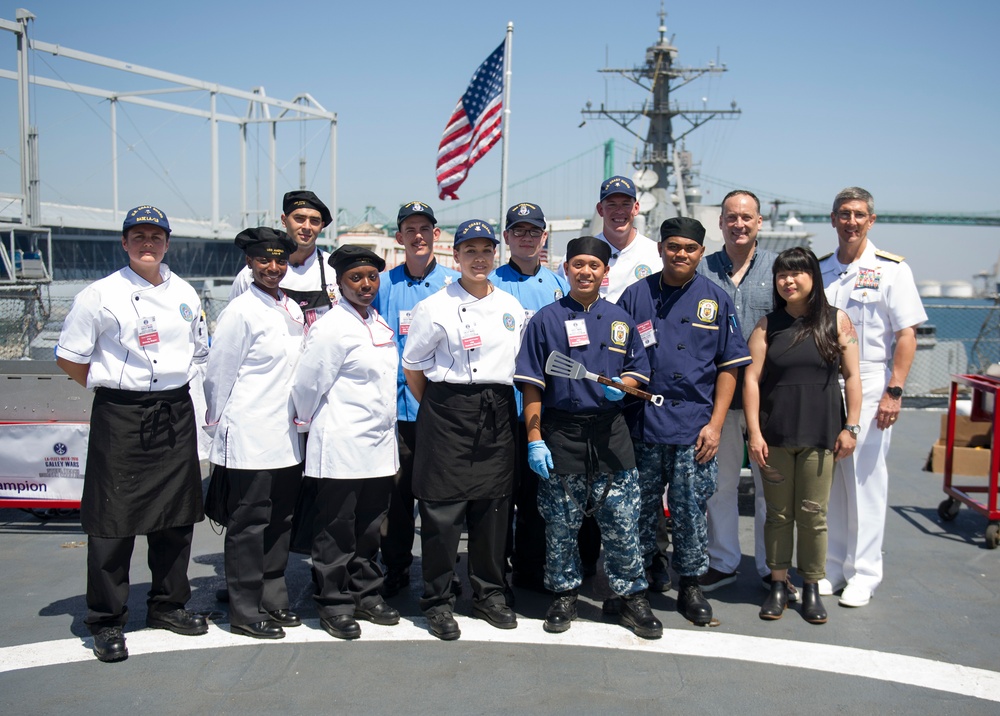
[929, 415, 994, 476]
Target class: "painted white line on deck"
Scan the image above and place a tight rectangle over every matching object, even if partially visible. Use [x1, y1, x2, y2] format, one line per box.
[1, 617, 998, 703]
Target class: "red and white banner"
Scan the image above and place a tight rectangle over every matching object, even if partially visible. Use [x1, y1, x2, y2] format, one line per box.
[0, 423, 88, 502]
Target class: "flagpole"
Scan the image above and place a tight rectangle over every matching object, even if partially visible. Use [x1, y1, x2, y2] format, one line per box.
[498, 21, 513, 265]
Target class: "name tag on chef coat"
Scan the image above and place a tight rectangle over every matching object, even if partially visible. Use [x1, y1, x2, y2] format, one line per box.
[399, 310, 413, 335]
[461, 324, 483, 350]
[138, 317, 160, 346]
[636, 319, 657, 348]
[565, 319, 590, 347]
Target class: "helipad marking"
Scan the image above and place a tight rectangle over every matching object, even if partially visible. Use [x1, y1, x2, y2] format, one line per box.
[1, 618, 998, 703]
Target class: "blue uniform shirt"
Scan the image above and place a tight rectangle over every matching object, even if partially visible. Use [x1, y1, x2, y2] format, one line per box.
[616, 272, 751, 445]
[372, 259, 460, 421]
[490, 262, 568, 317]
[514, 296, 650, 413]
[491, 261, 569, 415]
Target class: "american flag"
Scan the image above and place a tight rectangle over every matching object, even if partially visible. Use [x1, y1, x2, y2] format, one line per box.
[436, 41, 505, 201]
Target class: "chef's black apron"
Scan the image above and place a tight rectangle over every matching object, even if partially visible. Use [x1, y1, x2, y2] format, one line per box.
[412, 382, 516, 501]
[82, 384, 204, 538]
[282, 248, 335, 327]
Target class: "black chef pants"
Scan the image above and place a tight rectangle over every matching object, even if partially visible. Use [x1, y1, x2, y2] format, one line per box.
[224, 464, 302, 626]
[509, 429, 547, 582]
[419, 496, 510, 616]
[85, 525, 194, 633]
[312, 476, 392, 618]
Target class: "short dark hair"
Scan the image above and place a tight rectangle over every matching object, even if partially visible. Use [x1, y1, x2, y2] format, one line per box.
[721, 190, 761, 214]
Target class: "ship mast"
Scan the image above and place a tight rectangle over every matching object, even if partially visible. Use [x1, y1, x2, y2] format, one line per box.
[580, 4, 740, 229]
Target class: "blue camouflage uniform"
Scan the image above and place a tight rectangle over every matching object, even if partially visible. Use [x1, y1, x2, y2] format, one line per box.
[371, 259, 460, 575]
[514, 295, 651, 595]
[617, 273, 751, 577]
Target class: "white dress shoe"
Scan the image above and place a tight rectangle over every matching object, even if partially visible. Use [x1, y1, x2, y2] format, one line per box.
[818, 578, 845, 597]
[838, 583, 872, 607]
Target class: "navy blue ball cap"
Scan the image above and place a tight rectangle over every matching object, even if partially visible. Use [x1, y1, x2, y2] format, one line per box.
[122, 205, 170, 235]
[454, 219, 498, 247]
[599, 175, 637, 201]
[505, 202, 546, 230]
[659, 216, 706, 245]
[397, 201, 437, 227]
[282, 190, 332, 228]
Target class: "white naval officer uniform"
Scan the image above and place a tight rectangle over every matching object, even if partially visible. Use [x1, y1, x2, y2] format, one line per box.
[820, 241, 927, 595]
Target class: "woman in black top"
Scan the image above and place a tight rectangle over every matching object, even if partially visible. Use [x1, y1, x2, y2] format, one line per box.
[744, 247, 861, 623]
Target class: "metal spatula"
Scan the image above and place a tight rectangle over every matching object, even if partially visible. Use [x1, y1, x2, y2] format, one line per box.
[544, 351, 664, 406]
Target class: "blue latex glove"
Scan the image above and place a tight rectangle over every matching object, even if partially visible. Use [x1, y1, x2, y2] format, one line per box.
[527, 440, 554, 479]
[604, 376, 626, 402]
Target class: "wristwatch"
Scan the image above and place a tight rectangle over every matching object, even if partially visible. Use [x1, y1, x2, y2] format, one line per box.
[844, 424, 861, 437]
[885, 386, 903, 399]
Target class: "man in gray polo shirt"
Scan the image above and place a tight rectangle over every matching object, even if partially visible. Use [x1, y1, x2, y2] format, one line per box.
[696, 190, 789, 598]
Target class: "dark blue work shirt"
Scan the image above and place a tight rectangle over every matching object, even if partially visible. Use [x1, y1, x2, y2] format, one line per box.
[514, 295, 650, 413]
[617, 272, 751, 445]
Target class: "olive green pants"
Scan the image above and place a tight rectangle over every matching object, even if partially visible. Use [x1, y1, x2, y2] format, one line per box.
[759, 446, 835, 582]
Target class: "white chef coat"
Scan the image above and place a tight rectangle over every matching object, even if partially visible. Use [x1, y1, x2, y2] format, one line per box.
[56, 264, 208, 391]
[558, 231, 661, 303]
[292, 302, 399, 479]
[203, 284, 305, 469]
[401, 282, 526, 385]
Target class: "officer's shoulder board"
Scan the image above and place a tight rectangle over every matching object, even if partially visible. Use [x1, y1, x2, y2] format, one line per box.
[874, 249, 904, 263]
[817, 252, 834, 261]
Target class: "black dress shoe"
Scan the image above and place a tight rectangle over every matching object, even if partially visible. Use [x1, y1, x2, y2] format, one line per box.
[800, 582, 828, 624]
[92, 626, 128, 662]
[427, 612, 461, 640]
[266, 609, 301, 627]
[381, 570, 410, 598]
[231, 620, 285, 639]
[759, 579, 788, 620]
[355, 601, 400, 626]
[677, 576, 713, 626]
[543, 591, 578, 634]
[473, 602, 518, 630]
[146, 608, 209, 636]
[320, 614, 361, 640]
[620, 592, 663, 639]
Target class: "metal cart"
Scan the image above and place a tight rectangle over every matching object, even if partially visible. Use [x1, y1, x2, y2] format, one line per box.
[937, 373, 1000, 549]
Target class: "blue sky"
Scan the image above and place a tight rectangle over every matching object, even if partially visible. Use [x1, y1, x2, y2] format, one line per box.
[0, 0, 997, 283]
